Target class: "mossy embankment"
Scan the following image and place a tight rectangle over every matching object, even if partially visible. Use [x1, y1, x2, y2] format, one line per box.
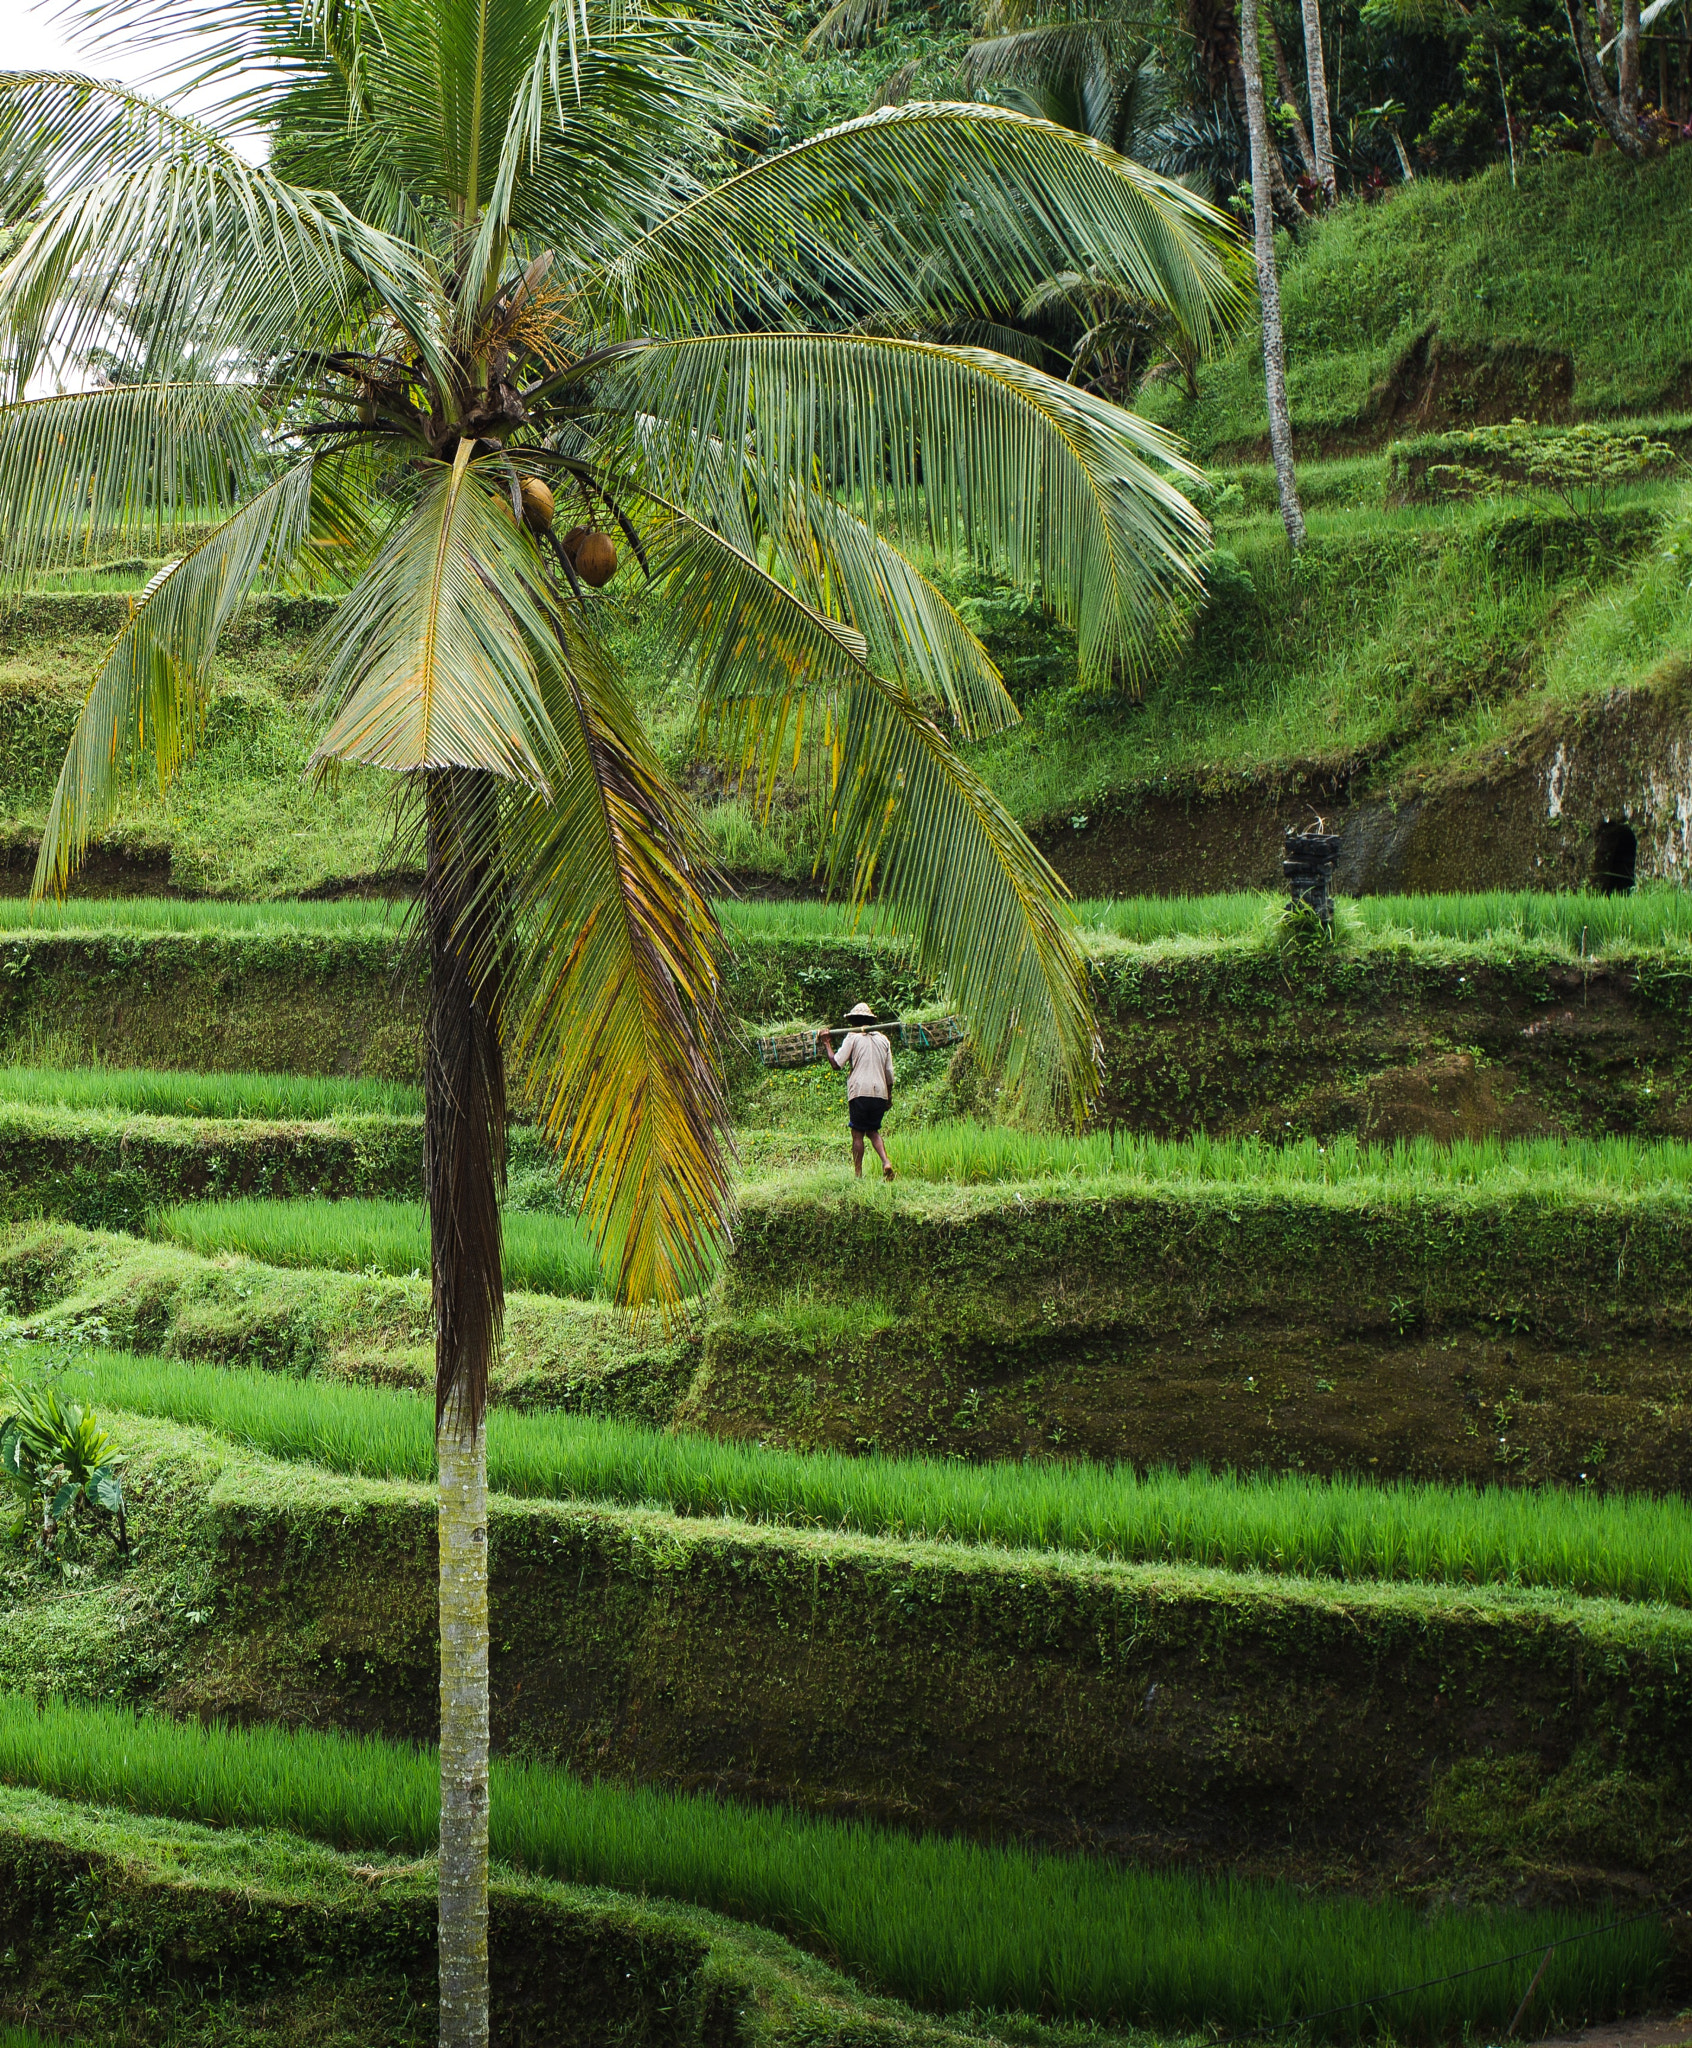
[6, 921, 1692, 1144]
[0, 1224, 697, 1420]
[0, 924, 926, 1078]
[1089, 937, 1692, 1140]
[699, 1175, 1692, 1488]
[8, 1412, 1691, 1904]
[0, 1106, 425, 1230]
[0, 1785, 1018, 2048]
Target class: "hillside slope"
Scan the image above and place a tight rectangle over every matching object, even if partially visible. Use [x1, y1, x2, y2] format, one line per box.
[1141, 150, 1692, 460]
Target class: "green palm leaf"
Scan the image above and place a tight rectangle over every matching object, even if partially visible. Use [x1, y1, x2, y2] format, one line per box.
[0, 382, 270, 582]
[0, 73, 446, 391]
[610, 330, 1207, 688]
[34, 458, 323, 895]
[642, 472, 1013, 738]
[592, 102, 1248, 346]
[499, 629, 734, 1309]
[311, 445, 564, 787]
[654, 512, 1097, 1108]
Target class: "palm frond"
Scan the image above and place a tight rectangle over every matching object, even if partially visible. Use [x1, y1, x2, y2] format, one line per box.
[607, 330, 1207, 688]
[33, 456, 327, 895]
[0, 72, 446, 393]
[590, 102, 1249, 349]
[310, 446, 564, 787]
[650, 513, 1097, 1109]
[0, 382, 270, 583]
[761, 490, 1014, 737]
[458, 0, 755, 315]
[498, 626, 734, 1310]
[802, 0, 891, 50]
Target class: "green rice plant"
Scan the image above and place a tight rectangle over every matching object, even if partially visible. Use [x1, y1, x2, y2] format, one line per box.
[720, 889, 1692, 957]
[716, 898, 881, 942]
[1348, 887, 1692, 953]
[60, 1351, 1692, 1604]
[0, 1693, 1660, 2037]
[0, 1063, 423, 1121]
[879, 1124, 1692, 1197]
[11, 885, 1687, 957]
[0, 896, 403, 937]
[1074, 887, 1692, 953]
[148, 1198, 603, 1299]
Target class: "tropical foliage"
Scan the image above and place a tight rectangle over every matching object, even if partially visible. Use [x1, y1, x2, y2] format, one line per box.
[0, 1377, 126, 1558]
[1, 13, 1245, 1304]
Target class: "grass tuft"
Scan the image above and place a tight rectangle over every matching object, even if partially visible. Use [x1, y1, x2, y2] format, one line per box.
[874, 1125, 1692, 1197]
[0, 1063, 422, 1121]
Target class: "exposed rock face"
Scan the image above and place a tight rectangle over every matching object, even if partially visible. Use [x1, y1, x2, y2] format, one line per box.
[1038, 672, 1692, 898]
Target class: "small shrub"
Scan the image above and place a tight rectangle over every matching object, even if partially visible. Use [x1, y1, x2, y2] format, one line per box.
[0, 1378, 127, 1560]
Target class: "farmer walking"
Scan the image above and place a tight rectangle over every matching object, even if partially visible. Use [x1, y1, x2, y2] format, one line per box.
[819, 1002, 895, 1181]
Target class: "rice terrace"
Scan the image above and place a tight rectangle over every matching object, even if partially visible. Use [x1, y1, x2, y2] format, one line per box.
[3, 0, 1692, 2038]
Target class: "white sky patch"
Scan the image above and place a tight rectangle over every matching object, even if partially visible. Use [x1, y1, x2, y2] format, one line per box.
[15, 2, 277, 393]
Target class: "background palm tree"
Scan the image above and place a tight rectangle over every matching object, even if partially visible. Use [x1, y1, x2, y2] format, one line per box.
[0, 5, 1244, 2039]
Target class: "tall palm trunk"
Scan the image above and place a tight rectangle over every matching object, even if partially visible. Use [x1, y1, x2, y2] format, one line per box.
[1264, 10, 1318, 187]
[1239, 0, 1306, 549]
[425, 766, 507, 2048]
[1298, 0, 1338, 202]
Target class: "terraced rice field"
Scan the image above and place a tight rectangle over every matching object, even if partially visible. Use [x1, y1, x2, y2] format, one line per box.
[0, 1693, 1662, 2036]
[0, 890, 1684, 2042]
[57, 1349, 1692, 1604]
[149, 1196, 604, 1298]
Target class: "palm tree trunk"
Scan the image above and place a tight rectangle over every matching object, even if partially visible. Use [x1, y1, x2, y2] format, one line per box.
[425, 766, 507, 2048]
[438, 1381, 489, 2048]
[1239, 0, 1307, 548]
[1298, 0, 1339, 202]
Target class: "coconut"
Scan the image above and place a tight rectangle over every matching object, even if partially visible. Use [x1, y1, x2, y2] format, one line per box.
[574, 531, 618, 587]
[519, 477, 555, 532]
[560, 525, 589, 561]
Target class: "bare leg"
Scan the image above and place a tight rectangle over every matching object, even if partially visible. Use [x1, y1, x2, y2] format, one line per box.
[851, 1132, 865, 1177]
[869, 1129, 892, 1178]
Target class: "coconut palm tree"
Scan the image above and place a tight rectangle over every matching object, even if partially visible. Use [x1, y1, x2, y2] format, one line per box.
[0, 7, 1243, 2040]
[1237, 0, 1306, 544]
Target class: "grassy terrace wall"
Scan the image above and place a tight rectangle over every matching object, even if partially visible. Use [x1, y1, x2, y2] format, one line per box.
[0, 928, 922, 1079]
[0, 1225, 696, 1416]
[1092, 941, 1692, 1140]
[18, 1418, 1692, 1904]
[0, 1788, 982, 2048]
[5, 924, 1692, 1142]
[702, 1179, 1692, 1490]
[0, 1107, 425, 1231]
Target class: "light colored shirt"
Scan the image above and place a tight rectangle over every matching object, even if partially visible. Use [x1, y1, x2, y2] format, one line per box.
[829, 1029, 893, 1102]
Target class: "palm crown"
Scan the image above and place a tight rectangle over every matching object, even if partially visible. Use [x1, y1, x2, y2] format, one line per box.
[0, 0, 1246, 1321]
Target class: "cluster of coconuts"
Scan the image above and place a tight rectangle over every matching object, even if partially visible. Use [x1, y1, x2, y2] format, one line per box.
[517, 477, 617, 587]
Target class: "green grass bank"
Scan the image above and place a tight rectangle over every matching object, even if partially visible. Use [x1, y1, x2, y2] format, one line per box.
[1140, 152, 1692, 459]
[8, 1405, 1691, 1902]
[0, 1224, 696, 1418]
[0, 1785, 1049, 2048]
[0, 1705, 1666, 2042]
[702, 1171, 1692, 1488]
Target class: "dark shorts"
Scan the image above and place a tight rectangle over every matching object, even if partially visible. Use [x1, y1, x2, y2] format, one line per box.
[848, 1095, 889, 1134]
